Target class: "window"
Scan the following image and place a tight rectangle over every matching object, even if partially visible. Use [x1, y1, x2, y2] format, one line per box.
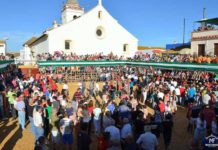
[96, 29, 102, 37]
[98, 11, 102, 19]
[96, 26, 105, 39]
[65, 40, 71, 50]
[123, 44, 129, 52]
[73, 15, 77, 19]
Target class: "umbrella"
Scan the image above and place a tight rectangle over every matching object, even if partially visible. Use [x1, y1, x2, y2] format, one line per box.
[152, 49, 166, 53]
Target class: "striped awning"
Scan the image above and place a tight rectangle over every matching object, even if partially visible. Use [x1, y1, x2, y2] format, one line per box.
[38, 60, 218, 72]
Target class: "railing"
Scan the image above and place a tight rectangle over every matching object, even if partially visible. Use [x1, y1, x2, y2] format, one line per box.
[37, 60, 218, 72]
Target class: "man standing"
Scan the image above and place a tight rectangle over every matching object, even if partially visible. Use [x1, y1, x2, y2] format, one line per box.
[136, 126, 158, 150]
[6, 88, 16, 119]
[33, 106, 44, 141]
[15, 93, 26, 130]
[59, 112, 73, 150]
[0, 80, 6, 120]
[77, 123, 92, 150]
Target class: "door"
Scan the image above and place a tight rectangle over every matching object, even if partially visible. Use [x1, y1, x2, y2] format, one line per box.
[215, 43, 218, 56]
[198, 44, 205, 56]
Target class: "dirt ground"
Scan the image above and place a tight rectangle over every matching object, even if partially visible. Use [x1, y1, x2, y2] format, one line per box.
[0, 82, 193, 150]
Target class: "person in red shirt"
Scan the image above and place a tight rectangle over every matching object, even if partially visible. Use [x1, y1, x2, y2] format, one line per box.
[180, 85, 186, 106]
[51, 82, 58, 92]
[23, 87, 29, 97]
[97, 132, 110, 150]
[202, 105, 216, 128]
[158, 99, 165, 113]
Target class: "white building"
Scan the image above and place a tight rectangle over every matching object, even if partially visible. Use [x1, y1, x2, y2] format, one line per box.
[0, 40, 6, 55]
[191, 18, 218, 56]
[22, 0, 138, 59]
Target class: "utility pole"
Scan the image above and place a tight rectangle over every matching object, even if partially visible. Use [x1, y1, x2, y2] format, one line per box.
[183, 18, 186, 44]
[203, 7, 206, 19]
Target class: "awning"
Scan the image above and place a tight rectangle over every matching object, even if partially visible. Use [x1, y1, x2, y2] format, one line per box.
[0, 60, 14, 70]
[197, 18, 218, 26]
[38, 60, 218, 72]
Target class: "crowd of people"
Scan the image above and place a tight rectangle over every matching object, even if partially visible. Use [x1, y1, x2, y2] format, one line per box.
[36, 52, 218, 64]
[0, 63, 218, 150]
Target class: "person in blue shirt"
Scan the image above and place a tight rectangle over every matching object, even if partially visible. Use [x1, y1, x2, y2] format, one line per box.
[188, 85, 196, 103]
[130, 78, 134, 95]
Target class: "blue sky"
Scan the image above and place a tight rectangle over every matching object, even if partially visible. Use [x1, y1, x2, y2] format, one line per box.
[0, 0, 217, 51]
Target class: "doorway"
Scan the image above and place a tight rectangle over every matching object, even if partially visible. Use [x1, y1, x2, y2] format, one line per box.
[198, 44, 205, 56]
[214, 43, 218, 56]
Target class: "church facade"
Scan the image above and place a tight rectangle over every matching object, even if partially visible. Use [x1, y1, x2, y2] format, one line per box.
[23, 0, 138, 59]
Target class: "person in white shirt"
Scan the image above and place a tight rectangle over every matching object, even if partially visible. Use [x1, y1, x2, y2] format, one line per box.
[157, 91, 164, 100]
[211, 119, 218, 135]
[105, 123, 120, 142]
[33, 106, 44, 141]
[193, 113, 206, 145]
[121, 118, 133, 139]
[175, 86, 181, 104]
[93, 103, 102, 134]
[170, 85, 175, 93]
[202, 92, 211, 105]
[103, 111, 115, 129]
[62, 81, 69, 94]
[15, 94, 26, 130]
[136, 126, 158, 150]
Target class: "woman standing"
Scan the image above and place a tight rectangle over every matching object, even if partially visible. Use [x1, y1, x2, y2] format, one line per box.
[15, 93, 26, 130]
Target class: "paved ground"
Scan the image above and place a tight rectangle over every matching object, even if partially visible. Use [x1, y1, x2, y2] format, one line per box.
[0, 82, 193, 150]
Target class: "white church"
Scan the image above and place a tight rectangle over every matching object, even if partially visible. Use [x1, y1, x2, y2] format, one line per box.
[20, 0, 138, 61]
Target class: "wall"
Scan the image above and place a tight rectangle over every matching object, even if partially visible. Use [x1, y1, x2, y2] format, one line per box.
[62, 8, 84, 24]
[30, 35, 49, 55]
[191, 29, 218, 56]
[191, 39, 218, 56]
[48, 5, 138, 57]
[0, 43, 6, 55]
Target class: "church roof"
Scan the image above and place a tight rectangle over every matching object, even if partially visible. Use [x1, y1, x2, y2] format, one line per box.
[23, 37, 38, 46]
[67, 0, 78, 5]
[63, 0, 83, 11]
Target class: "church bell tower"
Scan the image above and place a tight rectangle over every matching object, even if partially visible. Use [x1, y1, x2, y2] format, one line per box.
[61, 0, 84, 24]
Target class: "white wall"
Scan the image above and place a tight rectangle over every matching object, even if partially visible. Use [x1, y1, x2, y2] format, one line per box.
[192, 30, 218, 37]
[191, 39, 218, 56]
[31, 35, 49, 55]
[62, 8, 84, 24]
[191, 30, 218, 56]
[0, 43, 6, 55]
[48, 5, 138, 57]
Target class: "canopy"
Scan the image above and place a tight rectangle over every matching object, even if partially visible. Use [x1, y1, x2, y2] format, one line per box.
[197, 18, 218, 26]
[38, 60, 218, 72]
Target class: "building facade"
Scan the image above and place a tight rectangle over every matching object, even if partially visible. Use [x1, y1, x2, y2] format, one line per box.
[0, 40, 6, 55]
[23, 0, 138, 59]
[191, 20, 218, 56]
